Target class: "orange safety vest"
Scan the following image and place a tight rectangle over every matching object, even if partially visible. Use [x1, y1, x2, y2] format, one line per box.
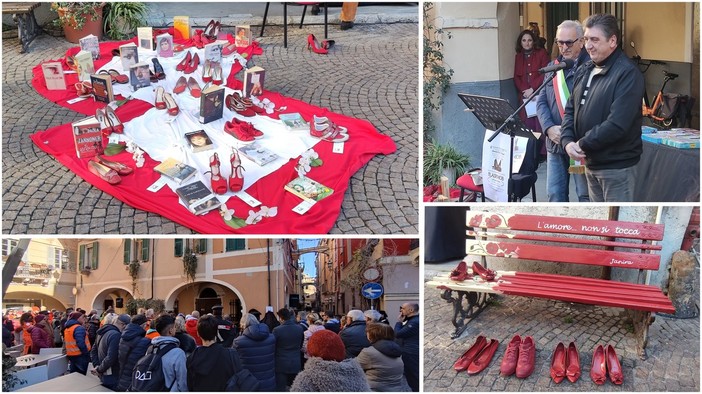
[145, 329, 160, 340]
[22, 324, 33, 355]
[64, 324, 91, 356]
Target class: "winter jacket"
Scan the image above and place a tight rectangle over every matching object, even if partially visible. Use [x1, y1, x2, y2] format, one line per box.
[37, 319, 55, 346]
[272, 319, 304, 374]
[174, 332, 196, 357]
[536, 48, 591, 154]
[184, 319, 202, 346]
[116, 323, 151, 392]
[514, 48, 550, 94]
[90, 324, 122, 389]
[561, 47, 645, 170]
[234, 322, 276, 391]
[323, 319, 340, 334]
[86, 321, 100, 346]
[302, 324, 326, 358]
[290, 357, 371, 392]
[339, 320, 370, 359]
[394, 315, 420, 356]
[29, 325, 51, 354]
[187, 343, 242, 391]
[3, 323, 14, 347]
[64, 319, 90, 357]
[356, 340, 411, 392]
[150, 336, 188, 392]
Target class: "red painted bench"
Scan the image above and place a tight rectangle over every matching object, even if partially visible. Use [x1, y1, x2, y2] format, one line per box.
[428, 210, 675, 359]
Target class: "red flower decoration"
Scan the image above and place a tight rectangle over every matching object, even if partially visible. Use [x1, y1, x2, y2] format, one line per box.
[485, 214, 502, 228]
[485, 243, 499, 255]
[469, 214, 483, 227]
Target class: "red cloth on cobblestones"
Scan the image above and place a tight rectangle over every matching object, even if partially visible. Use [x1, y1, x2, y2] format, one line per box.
[31, 34, 262, 116]
[31, 95, 396, 234]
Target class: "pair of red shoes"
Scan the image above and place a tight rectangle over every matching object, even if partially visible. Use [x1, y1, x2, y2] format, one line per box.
[591, 344, 623, 385]
[307, 34, 335, 54]
[223, 118, 263, 142]
[87, 155, 133, 185]
[500, 335, 535, 378]
[202, 60, 223, 85]
[550, 342, 581, 383]
[176, 51, 200, 74]
[203, 19, 221, 39]
[173, 76, 202, 98]
[154, 87, 179, 116]
[225, 93, 263, 117]
[207, 151, 244, 194]
[96, 106, 124, 135]
[453, 335, 499, 375]
[449, 261, 496, 282]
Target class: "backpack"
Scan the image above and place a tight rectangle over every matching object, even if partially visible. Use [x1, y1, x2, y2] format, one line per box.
[224, 348, 260, 392]
[129, 342, 178, 392]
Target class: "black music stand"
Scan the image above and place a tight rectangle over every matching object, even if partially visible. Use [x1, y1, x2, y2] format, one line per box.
[458, 93, 539, 201]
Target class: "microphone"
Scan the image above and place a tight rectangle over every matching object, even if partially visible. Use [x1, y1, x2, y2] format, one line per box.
[538, 58, 575, 74]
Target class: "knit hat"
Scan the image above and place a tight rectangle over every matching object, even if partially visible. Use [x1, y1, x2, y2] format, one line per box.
[34, 314, 45, 323]
[307, 330, 346, 362]
[69, 312, 83, 320]
[116, 314, 131, 326]
[131, 314, 147, 326]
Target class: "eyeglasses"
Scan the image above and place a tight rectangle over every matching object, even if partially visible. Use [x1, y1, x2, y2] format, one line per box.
[555, 38, 582, 48]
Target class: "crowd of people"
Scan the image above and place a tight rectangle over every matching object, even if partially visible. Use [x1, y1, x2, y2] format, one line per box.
[2, 302, 420, 392]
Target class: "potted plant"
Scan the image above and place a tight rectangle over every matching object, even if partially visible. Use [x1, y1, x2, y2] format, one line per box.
[103, 2, 148, 40]
[51, 2, 105, 43]
[424, 139, 470, 186]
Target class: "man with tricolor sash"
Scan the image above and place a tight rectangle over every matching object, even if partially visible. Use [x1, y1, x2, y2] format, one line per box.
[536, 20, 590, 202]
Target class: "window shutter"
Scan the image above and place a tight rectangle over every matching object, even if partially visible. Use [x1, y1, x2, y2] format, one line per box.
[79, 244, 86, 270]
[124, 239, 132, 264]
[235, 239, 245, 250]
[91, 241, 99, 269]
[198, 239, 207, 253]
[141, 239, 150, 261]
[174, 239, 183, 257]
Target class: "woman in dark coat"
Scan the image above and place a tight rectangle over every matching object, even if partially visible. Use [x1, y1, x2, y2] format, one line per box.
[514, 29, 550, 153]
[174, 315, 196, 357]
[234, 313, 276, 391]
[29, 314, 51, 354]
[116, 315, 151, 392]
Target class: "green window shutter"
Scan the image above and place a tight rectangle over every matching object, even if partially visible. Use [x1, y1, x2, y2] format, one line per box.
[79, 244, 86, 270]
[197, 239, 207, 253]
[124, 239, 131, 264]
[141, 239, 150, 261]
[174, 239, 183, 257]
[91, 241, 99, 269]
[225, 239, 246, 251]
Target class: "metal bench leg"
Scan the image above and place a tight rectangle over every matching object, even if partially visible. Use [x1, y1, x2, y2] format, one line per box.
[260, 2, 270, 37]
[14, 11, 42, 54]
[439, 288, 490, 339]
[632, 310, 653, 360]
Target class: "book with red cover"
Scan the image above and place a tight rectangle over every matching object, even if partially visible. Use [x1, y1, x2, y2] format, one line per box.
[72, 116, 104, 159]
[41, 62, 66, 90]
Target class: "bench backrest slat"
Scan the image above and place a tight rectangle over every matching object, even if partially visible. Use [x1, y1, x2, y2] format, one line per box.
[467, 211, 665, 241]
[466, 230, 663, 251]
[465, 240, 660, 270]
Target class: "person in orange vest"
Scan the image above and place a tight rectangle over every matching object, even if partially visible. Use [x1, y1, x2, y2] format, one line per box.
[65, 311, 91, 375]
[144, 309, 160, 340]
[18, 312, 34, 355]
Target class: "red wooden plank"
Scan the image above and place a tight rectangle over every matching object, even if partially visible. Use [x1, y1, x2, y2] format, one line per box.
[507, 272, 664, 293]
[466, 240, 661, 270]
[494, 285, 676, 313]
[466, 211, 664, 240]
[500, 275, 663, 296]
[466, 230, 662, 251]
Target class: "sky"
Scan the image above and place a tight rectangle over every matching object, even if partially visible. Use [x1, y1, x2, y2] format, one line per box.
[296, 238, 320, 277]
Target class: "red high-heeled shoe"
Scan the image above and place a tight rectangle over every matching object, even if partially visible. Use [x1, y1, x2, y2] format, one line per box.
[229, 149, 244, 192]
[95, 108, 113, 135]
[453, 335, 487, 371]
[203, 19, 216, 38]
[550, 342, 567, 383]
[173, 76, 187, 94]
[183, 53, 200, 74]
[207, 152, 227, 194]
[307, 34, 328, 54]
[154, 86, 166, 109]
[105, 106, 123, 133]
[212, 63, 223, 85]
[163, 92, 179, 116]
[176, 51, 192, 71]
[187, 77, 202, 98]
[202, 60, 213, 83]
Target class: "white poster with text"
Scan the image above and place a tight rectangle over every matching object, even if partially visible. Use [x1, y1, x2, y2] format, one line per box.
[482, 129, 529, 202]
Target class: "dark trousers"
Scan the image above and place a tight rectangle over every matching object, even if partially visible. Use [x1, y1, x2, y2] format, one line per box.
[68, 354, 90, 375]
[275, 372, 297, 392]
[402, 352, 420, 392]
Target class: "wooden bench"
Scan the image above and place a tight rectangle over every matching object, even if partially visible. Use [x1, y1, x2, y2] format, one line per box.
[427, 210, 675, 359]
[2, 2, 42, 53]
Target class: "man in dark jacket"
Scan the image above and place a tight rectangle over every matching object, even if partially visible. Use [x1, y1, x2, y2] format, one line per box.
[395, 303, 420, 392]
[90, 314, 129, 390]
[321, 310, 340, 333]
[85, 314, 100, 347]
[212, 305, 235, 347]
[64, 312, 91, 375]
[116, 314, 151, 392]
[561, 13, 644, 202]
[536, 20, 591, 203]
[234, 313, 277, 391]
[339, 309, 370, 358]
[272, 308, 304, 391]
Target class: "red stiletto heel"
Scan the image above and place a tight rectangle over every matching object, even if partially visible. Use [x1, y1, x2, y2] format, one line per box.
[105, 106, 123, 133]
[95, 108, 113, 135]
[155, 86, 166, 109]
[163, 93, 179, 116]
[176, 51, 192, 71]
[207, 153, 227, 194]
[202, 60, 213, 83]
[229, 148, 245, 192]
[307, 34, 328, 54]
[212, 64, 223, 85]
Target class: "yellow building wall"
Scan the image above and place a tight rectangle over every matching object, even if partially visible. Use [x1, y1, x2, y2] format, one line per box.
[625, 3, 692, 62]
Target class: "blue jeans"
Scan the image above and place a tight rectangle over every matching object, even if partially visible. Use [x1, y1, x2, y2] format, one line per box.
[585, 166, 637, 202]
[546, 152, 589, 202]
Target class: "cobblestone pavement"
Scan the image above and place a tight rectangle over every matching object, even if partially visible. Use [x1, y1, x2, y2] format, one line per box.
[424, 282, 700, 392]
[2, 22, 418, 235]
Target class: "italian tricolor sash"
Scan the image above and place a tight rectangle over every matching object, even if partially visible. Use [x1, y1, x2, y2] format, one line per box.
[552, 59, 570, 118]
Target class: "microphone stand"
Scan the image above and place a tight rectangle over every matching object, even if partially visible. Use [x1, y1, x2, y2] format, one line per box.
[486, 70, 556, 201]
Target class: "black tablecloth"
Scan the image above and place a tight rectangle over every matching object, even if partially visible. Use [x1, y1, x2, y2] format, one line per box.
[635, 141, 700, 202]
[424, 206, 467, 263]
